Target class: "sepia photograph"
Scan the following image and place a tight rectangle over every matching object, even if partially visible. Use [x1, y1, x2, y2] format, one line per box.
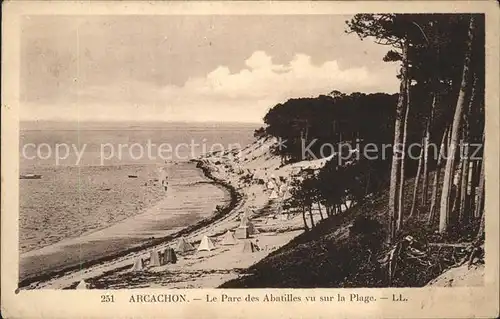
[2, 1, 499, 318]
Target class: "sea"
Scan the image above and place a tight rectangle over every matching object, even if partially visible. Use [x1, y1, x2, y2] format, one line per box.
[18, 121, 257, 281]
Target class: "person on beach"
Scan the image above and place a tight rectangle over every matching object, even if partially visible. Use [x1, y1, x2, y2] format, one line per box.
[158, 167, 168, 191]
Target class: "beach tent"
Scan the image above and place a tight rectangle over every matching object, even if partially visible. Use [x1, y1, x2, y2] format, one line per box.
[163, 247, 177, 264]
[131, 257, 144, 272]
[242, 240, 260, 253]
[176, 237, 194, 253]
[76, 280, 88, 290]
[197, 235, 216, 251]
[235, 226, 249, 239]
[239, 218, 260, 235]
[220, 230, 237, 245]
[239, 215, 249, 227]
[269, 190, 279, 200]
[149, 250, 161, 267]
[266, 181, 276, 190]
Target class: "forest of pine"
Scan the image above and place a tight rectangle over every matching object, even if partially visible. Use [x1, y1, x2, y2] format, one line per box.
[224, 13, 486, 287]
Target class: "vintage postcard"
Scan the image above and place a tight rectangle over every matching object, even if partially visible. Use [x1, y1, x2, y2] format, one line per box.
[1, 1, 499, 318]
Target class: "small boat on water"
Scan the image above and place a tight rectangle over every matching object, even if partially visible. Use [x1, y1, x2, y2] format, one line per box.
[20, 174, 42, 180]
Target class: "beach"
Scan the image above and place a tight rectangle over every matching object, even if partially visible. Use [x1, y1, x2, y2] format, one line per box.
[18, 122, 259, 286]
[20, 135, 326, 289]
[19, 161, 231, 282]
[18, 112, 336, 290]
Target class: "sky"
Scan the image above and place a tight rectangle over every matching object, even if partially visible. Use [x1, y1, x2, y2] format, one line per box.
[21, 15, 400, 123]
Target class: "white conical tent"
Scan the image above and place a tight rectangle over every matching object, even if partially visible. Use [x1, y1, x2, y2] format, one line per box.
[266, 180, 276, 190]
[76, 280, 88, 290]
[239, 215, 249, 228]
[220, 230, 237, 245]
[176, 236, 194, 253]
[234, 226, 249, 239]
[242, 240, 260, 253]
[149, 250, 161, 267]
[269, 190, 279, 200]
[131, 257, 144, 272]
[197, 235, 216, 251]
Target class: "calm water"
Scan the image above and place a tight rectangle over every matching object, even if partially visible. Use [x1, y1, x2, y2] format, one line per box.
[19, 121, 257, 281]
[20, 121, 257, 169]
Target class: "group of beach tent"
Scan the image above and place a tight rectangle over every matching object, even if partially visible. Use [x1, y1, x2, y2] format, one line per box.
[196, 231, 259, 252]
[197, 230, 247, 250]
[131, 246, 178, 272]
[129, 213, 261, 272]
[130, 231, 260, 272]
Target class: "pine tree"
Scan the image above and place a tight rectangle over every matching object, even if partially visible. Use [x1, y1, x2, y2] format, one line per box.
[439, 16, 477, 233]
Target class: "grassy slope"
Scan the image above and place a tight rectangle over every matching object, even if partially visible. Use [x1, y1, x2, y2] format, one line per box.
[220, 171, 480, 288]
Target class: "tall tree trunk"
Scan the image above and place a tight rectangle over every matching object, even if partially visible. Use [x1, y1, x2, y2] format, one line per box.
[476, 205, 485, 241]
[410, 136, 425, 217]
[461, 74, 478, 223]
[459, 147, 470, 224]
[388, 39, 409, 243]
[466, 160, 475, 218]
[474, 148, 485, 218]
[428, 127, 449, 225]
[451, 141, 465, 219]
[397, 54, 412, 231]
[439, 17, 476, 234]
[301, 206, 309, 231]
[308, 205, 315, 228]
[421, 92, 438, 206]
[317, 202, 324, 220]
[475, 143, 485, 240]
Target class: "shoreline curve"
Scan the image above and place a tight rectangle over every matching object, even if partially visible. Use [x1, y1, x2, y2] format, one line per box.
[19, 159, 242, 288]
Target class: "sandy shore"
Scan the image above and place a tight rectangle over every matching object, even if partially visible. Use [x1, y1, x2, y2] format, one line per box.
[23, 138, 322, 289]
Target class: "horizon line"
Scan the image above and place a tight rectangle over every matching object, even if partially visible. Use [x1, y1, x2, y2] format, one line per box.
[20, 119, 264, 125]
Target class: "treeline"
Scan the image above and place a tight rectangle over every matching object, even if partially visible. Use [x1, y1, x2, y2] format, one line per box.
[259, 14, 485, 244]
[260, 92, 398, 163]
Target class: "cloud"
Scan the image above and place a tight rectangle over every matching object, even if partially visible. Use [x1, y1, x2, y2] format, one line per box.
[155, 51, 398, 121]
[22, 51, 399, 123]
